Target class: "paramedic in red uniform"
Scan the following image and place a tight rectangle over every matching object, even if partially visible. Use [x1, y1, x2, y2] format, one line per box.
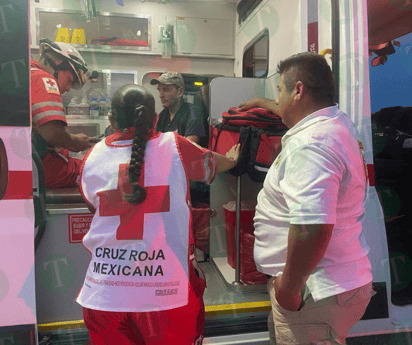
[31, 38, 99, 189]
[77, 84, 240, 345]
[241, 53, 374, 344]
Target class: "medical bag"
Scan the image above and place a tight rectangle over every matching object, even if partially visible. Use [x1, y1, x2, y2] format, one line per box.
[210, 107, 287, 182]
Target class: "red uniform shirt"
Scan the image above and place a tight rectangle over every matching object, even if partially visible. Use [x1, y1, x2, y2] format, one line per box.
[31, 60, 81, 189]
[31, 60, 66, 128]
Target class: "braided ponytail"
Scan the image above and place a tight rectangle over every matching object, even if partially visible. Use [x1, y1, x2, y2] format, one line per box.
[111, 84, 156, 204]
[124, 105, 149, 204]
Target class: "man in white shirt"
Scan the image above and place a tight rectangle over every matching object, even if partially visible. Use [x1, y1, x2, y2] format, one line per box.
[240, 52, 374, 344]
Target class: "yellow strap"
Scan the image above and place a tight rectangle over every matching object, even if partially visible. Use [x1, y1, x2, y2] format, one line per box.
[37, 301, 272, 331]
[320, 49, 333, 56]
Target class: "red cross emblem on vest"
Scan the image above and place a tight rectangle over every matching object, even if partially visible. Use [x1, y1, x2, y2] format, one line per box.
[97, 163, 170, 240]
[46, 79, 56, 87]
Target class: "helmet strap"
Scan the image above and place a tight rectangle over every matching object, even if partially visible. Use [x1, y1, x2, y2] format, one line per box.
[43, 54, 57, 68]
[43, 55, 75, 81]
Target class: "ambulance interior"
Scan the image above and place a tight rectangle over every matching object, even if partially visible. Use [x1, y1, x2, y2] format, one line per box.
[30, 0, 412, 343]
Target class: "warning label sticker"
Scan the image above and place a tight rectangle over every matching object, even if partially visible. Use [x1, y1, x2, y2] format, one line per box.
[68, 213, 94, 243]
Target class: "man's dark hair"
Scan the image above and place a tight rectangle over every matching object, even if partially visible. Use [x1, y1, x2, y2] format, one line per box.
[276, 52, 335, 104]
[90, 70, 99, 79]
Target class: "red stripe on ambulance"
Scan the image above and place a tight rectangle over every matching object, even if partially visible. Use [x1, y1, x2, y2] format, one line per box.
[2, 171, 33, 200]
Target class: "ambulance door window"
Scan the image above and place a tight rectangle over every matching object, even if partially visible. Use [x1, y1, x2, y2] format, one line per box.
[237, 0, 263, 24]
[242, 30, 269, 78]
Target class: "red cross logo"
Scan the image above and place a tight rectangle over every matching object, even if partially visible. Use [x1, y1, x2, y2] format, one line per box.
[46, 79, 56, 87]
[97, 163, 170, 240]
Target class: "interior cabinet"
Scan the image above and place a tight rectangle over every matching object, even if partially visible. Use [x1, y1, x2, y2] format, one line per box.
[173, 17, 234, 56]
[36, 8, 151, 52]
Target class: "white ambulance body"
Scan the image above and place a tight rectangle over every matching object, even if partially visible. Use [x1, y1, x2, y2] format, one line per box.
[0, 0, 37, 343]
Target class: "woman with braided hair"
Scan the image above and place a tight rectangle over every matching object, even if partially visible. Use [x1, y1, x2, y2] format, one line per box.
[77, 84, 240, 345]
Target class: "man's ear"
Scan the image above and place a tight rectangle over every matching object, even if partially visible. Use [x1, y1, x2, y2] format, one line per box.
[294, 81, 304, 99]
[178, 87, 184, 96]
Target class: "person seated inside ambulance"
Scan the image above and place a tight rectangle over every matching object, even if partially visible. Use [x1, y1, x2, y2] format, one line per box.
[31, 38, 99, 189]
[151, 72, 208, 147]
[89, 70, 100, 83]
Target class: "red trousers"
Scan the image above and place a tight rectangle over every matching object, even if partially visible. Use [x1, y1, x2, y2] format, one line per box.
[42, 148, 81, 189]
[83, 264, 206, 345]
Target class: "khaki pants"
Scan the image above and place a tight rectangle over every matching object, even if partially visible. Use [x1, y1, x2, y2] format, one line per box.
[267, 278, 374, 345]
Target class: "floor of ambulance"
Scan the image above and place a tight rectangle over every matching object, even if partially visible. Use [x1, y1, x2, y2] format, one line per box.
[38, 260, 412, 345]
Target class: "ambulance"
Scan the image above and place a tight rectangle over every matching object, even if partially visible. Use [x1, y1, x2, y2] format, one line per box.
[1, 0, 412, 344]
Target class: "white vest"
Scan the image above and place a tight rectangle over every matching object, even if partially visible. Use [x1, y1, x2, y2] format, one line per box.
[77, 132, 191, 312]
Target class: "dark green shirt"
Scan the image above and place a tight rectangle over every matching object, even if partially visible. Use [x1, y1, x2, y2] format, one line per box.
[156, 100, 207, 146]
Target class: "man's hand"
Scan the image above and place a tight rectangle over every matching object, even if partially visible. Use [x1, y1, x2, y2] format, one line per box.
[225, 143, 240, 162]
[238, 98, 281, 114]
[71, 133, 100, 152]
[276, 224, 333, 312]
[273, 274, 302, 312]
[37, 121, 100, 152]
[238, 98, 264, 111]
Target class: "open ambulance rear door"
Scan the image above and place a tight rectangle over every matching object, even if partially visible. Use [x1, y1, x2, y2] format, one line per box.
[0, 0, 37, 343]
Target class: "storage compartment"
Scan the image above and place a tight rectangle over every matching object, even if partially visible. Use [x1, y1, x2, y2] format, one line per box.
[35, 9, 150, 51]
[173, 17, 234, 56]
